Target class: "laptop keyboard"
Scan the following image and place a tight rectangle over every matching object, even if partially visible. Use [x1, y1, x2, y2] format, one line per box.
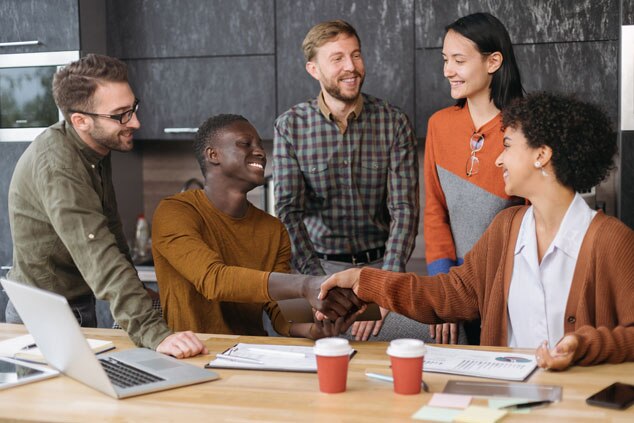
[99, 357, 165, 388]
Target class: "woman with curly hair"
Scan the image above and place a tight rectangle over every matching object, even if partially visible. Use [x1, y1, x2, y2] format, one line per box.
[320, 92, 634, 370]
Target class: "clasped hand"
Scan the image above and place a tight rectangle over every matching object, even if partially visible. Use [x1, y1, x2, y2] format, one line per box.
[310, 268, 364, 322]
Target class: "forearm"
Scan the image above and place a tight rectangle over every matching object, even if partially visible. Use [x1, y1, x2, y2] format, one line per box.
[382, 204, 418, 272]
[289, 323, 314, 338]
[383, 118, 419, 273]
[358, 267, 479, 324]
[267, 272, 327, 301]
[573, 325, 634, 366]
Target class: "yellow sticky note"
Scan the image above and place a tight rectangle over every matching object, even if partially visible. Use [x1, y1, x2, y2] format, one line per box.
[411, 406, 462, 422]
[454, 405, 508, 423]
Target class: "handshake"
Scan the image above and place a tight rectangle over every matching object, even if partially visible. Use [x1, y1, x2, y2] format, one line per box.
[269, 268, 370, 338]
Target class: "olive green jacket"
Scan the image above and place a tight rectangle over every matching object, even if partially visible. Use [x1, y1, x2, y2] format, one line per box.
[8, 121, 171, 349]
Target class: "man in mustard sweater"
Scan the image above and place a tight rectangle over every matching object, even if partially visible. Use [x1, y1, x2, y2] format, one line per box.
[152, 114, 360, 338]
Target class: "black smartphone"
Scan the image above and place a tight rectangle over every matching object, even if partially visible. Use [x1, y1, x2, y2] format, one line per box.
[586, 382, 634, 410]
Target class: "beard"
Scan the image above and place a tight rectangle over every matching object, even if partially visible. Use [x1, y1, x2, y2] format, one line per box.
[90, 122, 135, 153]
[322, 72, 364, 103]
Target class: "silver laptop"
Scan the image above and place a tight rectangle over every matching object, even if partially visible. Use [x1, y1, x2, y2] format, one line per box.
[1, 278, 219, 399]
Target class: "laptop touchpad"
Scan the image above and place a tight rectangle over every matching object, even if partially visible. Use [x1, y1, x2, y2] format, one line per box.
[138, 358, 181, 371]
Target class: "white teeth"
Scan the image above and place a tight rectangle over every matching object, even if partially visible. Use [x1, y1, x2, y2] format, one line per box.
[248, 163, 263, 169]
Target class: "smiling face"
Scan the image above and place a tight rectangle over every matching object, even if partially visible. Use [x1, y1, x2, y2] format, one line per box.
[442, 30, 498, 103]
[495, 126, 541, 197]
[86, 82, 140, 154]
[210, 120, 266, 189]
[306, 34, 365, 104]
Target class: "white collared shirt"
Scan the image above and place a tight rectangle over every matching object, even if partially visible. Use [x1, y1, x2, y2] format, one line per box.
[507, 194, 597, 348]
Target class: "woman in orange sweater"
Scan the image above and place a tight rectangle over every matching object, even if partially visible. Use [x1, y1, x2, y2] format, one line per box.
[424, 13, 525, 344]
[320, 92, 633, 370]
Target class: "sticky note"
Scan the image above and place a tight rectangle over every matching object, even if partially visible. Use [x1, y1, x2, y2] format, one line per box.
[428, 393, 472, 409]
[454, 405, 508, 423]
[411, 405, 462, 422]
[488, 397, 531, 414]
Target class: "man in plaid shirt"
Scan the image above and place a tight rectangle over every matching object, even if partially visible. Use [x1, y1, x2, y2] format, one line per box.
[274, 20, 424, 341]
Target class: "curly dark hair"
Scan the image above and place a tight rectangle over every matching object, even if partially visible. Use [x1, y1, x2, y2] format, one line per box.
[194, 114, 249, 175]
[502, 92, 617, 192]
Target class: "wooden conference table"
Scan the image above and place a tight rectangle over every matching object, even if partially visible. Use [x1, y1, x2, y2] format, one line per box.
[0, 323, 632, 422]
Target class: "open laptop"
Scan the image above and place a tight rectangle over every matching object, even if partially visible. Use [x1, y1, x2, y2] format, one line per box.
[1, 278, 218, 399]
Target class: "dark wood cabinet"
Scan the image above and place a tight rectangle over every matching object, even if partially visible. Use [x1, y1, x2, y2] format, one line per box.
[106, 0, 277, 140]
[107, 0, 274, 58]
[0, 0, 79, 54]
[126, 56, 276, 140]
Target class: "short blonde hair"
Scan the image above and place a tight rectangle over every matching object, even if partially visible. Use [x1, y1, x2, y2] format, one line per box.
[301, 20, 360, 61]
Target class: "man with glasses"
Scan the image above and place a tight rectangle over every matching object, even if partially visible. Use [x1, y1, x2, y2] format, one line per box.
[6, 54, 207, 358]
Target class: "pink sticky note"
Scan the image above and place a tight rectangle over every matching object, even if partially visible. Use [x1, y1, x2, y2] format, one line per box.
[428, 393, 472, 409]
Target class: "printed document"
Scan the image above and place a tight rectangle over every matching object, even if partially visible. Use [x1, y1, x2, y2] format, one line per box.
[424, 346, 537, 381]
[206, 343, 355, 373]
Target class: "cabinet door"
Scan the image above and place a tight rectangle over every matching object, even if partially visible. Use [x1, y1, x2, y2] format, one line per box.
[0, 142, 30, 269]
[127, 56, 276, 140]
[0, 0, 79, 54]
[107, 0, 274, 59]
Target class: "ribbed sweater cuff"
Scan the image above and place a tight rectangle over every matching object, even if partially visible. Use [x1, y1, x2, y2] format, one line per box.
[358, 267, 392, 303]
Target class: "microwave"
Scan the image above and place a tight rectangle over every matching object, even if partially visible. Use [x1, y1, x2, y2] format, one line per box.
[0, 50, 79, 142]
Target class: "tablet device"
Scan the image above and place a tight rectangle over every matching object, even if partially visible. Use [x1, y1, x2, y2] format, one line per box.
[0, 356, 59, 390]
[276, 298, 381, 323]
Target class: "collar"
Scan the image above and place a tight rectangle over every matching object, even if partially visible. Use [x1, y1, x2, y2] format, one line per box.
[317, 91, 364, 123]
[462, 102, 502, 134]
[515, 193, 595, 260]
[59, 120, 108, 165]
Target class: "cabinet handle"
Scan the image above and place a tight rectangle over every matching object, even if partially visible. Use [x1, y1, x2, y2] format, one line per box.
[164, 128, 198, 134]
[0, 40, 41, 47]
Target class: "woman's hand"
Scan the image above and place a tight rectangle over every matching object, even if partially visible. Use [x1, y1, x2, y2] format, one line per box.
[535, 335, 579, 371]
[318, 268, 362, 299]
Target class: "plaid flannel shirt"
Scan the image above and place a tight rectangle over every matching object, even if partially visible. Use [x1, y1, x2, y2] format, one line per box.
[273, 93, 419, 275]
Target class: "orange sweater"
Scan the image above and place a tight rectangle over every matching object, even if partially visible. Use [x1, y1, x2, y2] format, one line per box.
[152, 190, 292, 336]
[360, 207, 634, 366]
[423, 104, 520, 275]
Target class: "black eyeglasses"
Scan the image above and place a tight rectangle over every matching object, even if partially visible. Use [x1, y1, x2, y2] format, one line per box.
[70, 98, 140, 124]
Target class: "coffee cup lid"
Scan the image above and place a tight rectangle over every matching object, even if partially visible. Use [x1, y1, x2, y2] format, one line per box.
[387, 338, 426, 358]
[314, 337, 352, 357]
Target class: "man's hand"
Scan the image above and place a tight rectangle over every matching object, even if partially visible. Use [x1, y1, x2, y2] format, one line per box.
[309, 311, 361, 339]
[535, 335, 579, 371]
[156, 331, 208, 359]
[304, 275, 364, 320]
[429, 323, 459, 344]
[351, 307, 390, 341]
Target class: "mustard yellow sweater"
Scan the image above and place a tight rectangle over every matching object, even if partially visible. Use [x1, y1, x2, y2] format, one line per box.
[152, 190, 291, 336]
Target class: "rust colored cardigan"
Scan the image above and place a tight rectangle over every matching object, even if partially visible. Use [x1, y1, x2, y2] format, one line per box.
[359, 206, 634, 366]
